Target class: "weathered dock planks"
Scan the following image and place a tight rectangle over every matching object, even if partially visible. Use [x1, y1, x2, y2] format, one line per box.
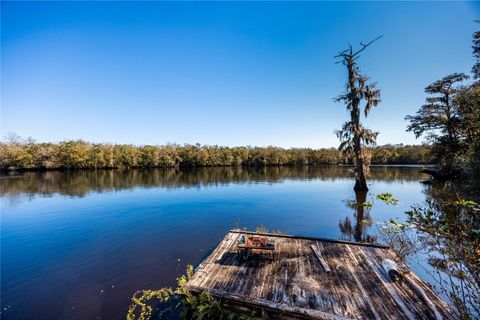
[186, 230, 456, 319]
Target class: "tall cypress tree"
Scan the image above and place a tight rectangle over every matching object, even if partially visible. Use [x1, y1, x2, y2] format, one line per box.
[335, 37, 381, 191]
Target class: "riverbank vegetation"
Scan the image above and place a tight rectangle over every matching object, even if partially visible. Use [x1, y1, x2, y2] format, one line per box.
[344, 185, 480, 319]
[127, 265, 259, 320]
[0, 138, 433, 171]
[378, 188, 480, 319]
[382, 26, 480, 319]
[405, 22, 480, 189]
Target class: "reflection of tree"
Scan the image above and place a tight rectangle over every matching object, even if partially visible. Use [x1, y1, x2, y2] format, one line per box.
[379, 182, 479, 319]
[338, 190, 377, 243]
[1, 166, 425, 199]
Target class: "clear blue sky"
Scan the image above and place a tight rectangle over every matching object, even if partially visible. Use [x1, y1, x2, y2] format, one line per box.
[1, 1, 478, 148]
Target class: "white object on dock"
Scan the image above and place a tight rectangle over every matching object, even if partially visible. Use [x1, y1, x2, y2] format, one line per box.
[381, 259, 401, 281]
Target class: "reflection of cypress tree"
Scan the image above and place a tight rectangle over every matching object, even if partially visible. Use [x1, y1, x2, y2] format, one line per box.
[339, 189, 376, 243]
[1, 166, 424, 199]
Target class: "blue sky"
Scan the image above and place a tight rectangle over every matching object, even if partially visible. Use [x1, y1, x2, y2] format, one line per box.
[1, 1, 478, 148]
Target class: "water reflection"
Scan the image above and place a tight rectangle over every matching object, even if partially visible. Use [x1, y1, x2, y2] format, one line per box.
[1, 166, 429, 320]
[1, 166, 425, 199]
[338, 190, 377, 243]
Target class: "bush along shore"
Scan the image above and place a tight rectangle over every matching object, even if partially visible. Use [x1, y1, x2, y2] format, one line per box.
[0, 138, 434, 171]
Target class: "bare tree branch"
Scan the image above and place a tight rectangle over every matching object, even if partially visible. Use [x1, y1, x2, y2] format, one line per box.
[334, 35, 383, 62]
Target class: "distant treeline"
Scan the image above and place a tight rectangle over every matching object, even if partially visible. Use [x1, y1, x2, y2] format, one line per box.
[0, 139, 434, 170]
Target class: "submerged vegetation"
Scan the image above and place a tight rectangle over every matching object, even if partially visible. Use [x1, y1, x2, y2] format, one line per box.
[0, 138, 433, 171]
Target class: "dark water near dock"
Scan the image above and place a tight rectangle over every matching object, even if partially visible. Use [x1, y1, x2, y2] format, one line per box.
[1, 166, 430, 320]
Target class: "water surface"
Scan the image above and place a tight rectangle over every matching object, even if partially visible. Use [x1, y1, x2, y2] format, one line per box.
[1, 166, 430, 320]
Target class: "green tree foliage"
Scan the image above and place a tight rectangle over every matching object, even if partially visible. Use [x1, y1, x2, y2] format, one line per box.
[0, 134, 34, 169]
[0, 138, 434, 171]
[127, 265, 259, 320]
[335, 37, 382, 191]
[459, 22, 480, 182]
[405, 196, 479, 319]
[455, 84, 480, 180]
[472, 20, 480, 80]
[406, 24, 480, 183]
[406, 73, 469, 177]
[370, 144, 433, 164]
[57, 140, 90, 169]
[377, 189, 479, 319]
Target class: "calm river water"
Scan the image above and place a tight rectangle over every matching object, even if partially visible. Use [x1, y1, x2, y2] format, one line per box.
[1, 166, 431, 320]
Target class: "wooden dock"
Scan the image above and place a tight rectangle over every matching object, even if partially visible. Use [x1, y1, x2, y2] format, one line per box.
[186, 230, 456, 319]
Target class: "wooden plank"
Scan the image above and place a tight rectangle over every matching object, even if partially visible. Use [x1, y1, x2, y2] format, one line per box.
[185, 231, 456, 320]
[194, 232, 239, 288]
[186, 285, 356, 320]
[357, 247, 416, 319]
[405, 274, 443, 320]
[402, 264, 454, 318]
[370, 247, 454, 319]
[310, 244, 331, 272]
[316, 240, 367, 318]
[230, 229, 390, 248]
[346, 246, 404, 319]
[343, 246, 381, 320]
[204, 233, 242, 290]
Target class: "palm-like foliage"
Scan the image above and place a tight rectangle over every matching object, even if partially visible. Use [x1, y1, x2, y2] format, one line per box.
[335, 37, 382, 191]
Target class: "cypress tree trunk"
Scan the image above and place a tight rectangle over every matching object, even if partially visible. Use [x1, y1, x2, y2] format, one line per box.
[349, 70, 369, 192]
[354, 178, 368, 191]
[335, 37, 381, 192]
